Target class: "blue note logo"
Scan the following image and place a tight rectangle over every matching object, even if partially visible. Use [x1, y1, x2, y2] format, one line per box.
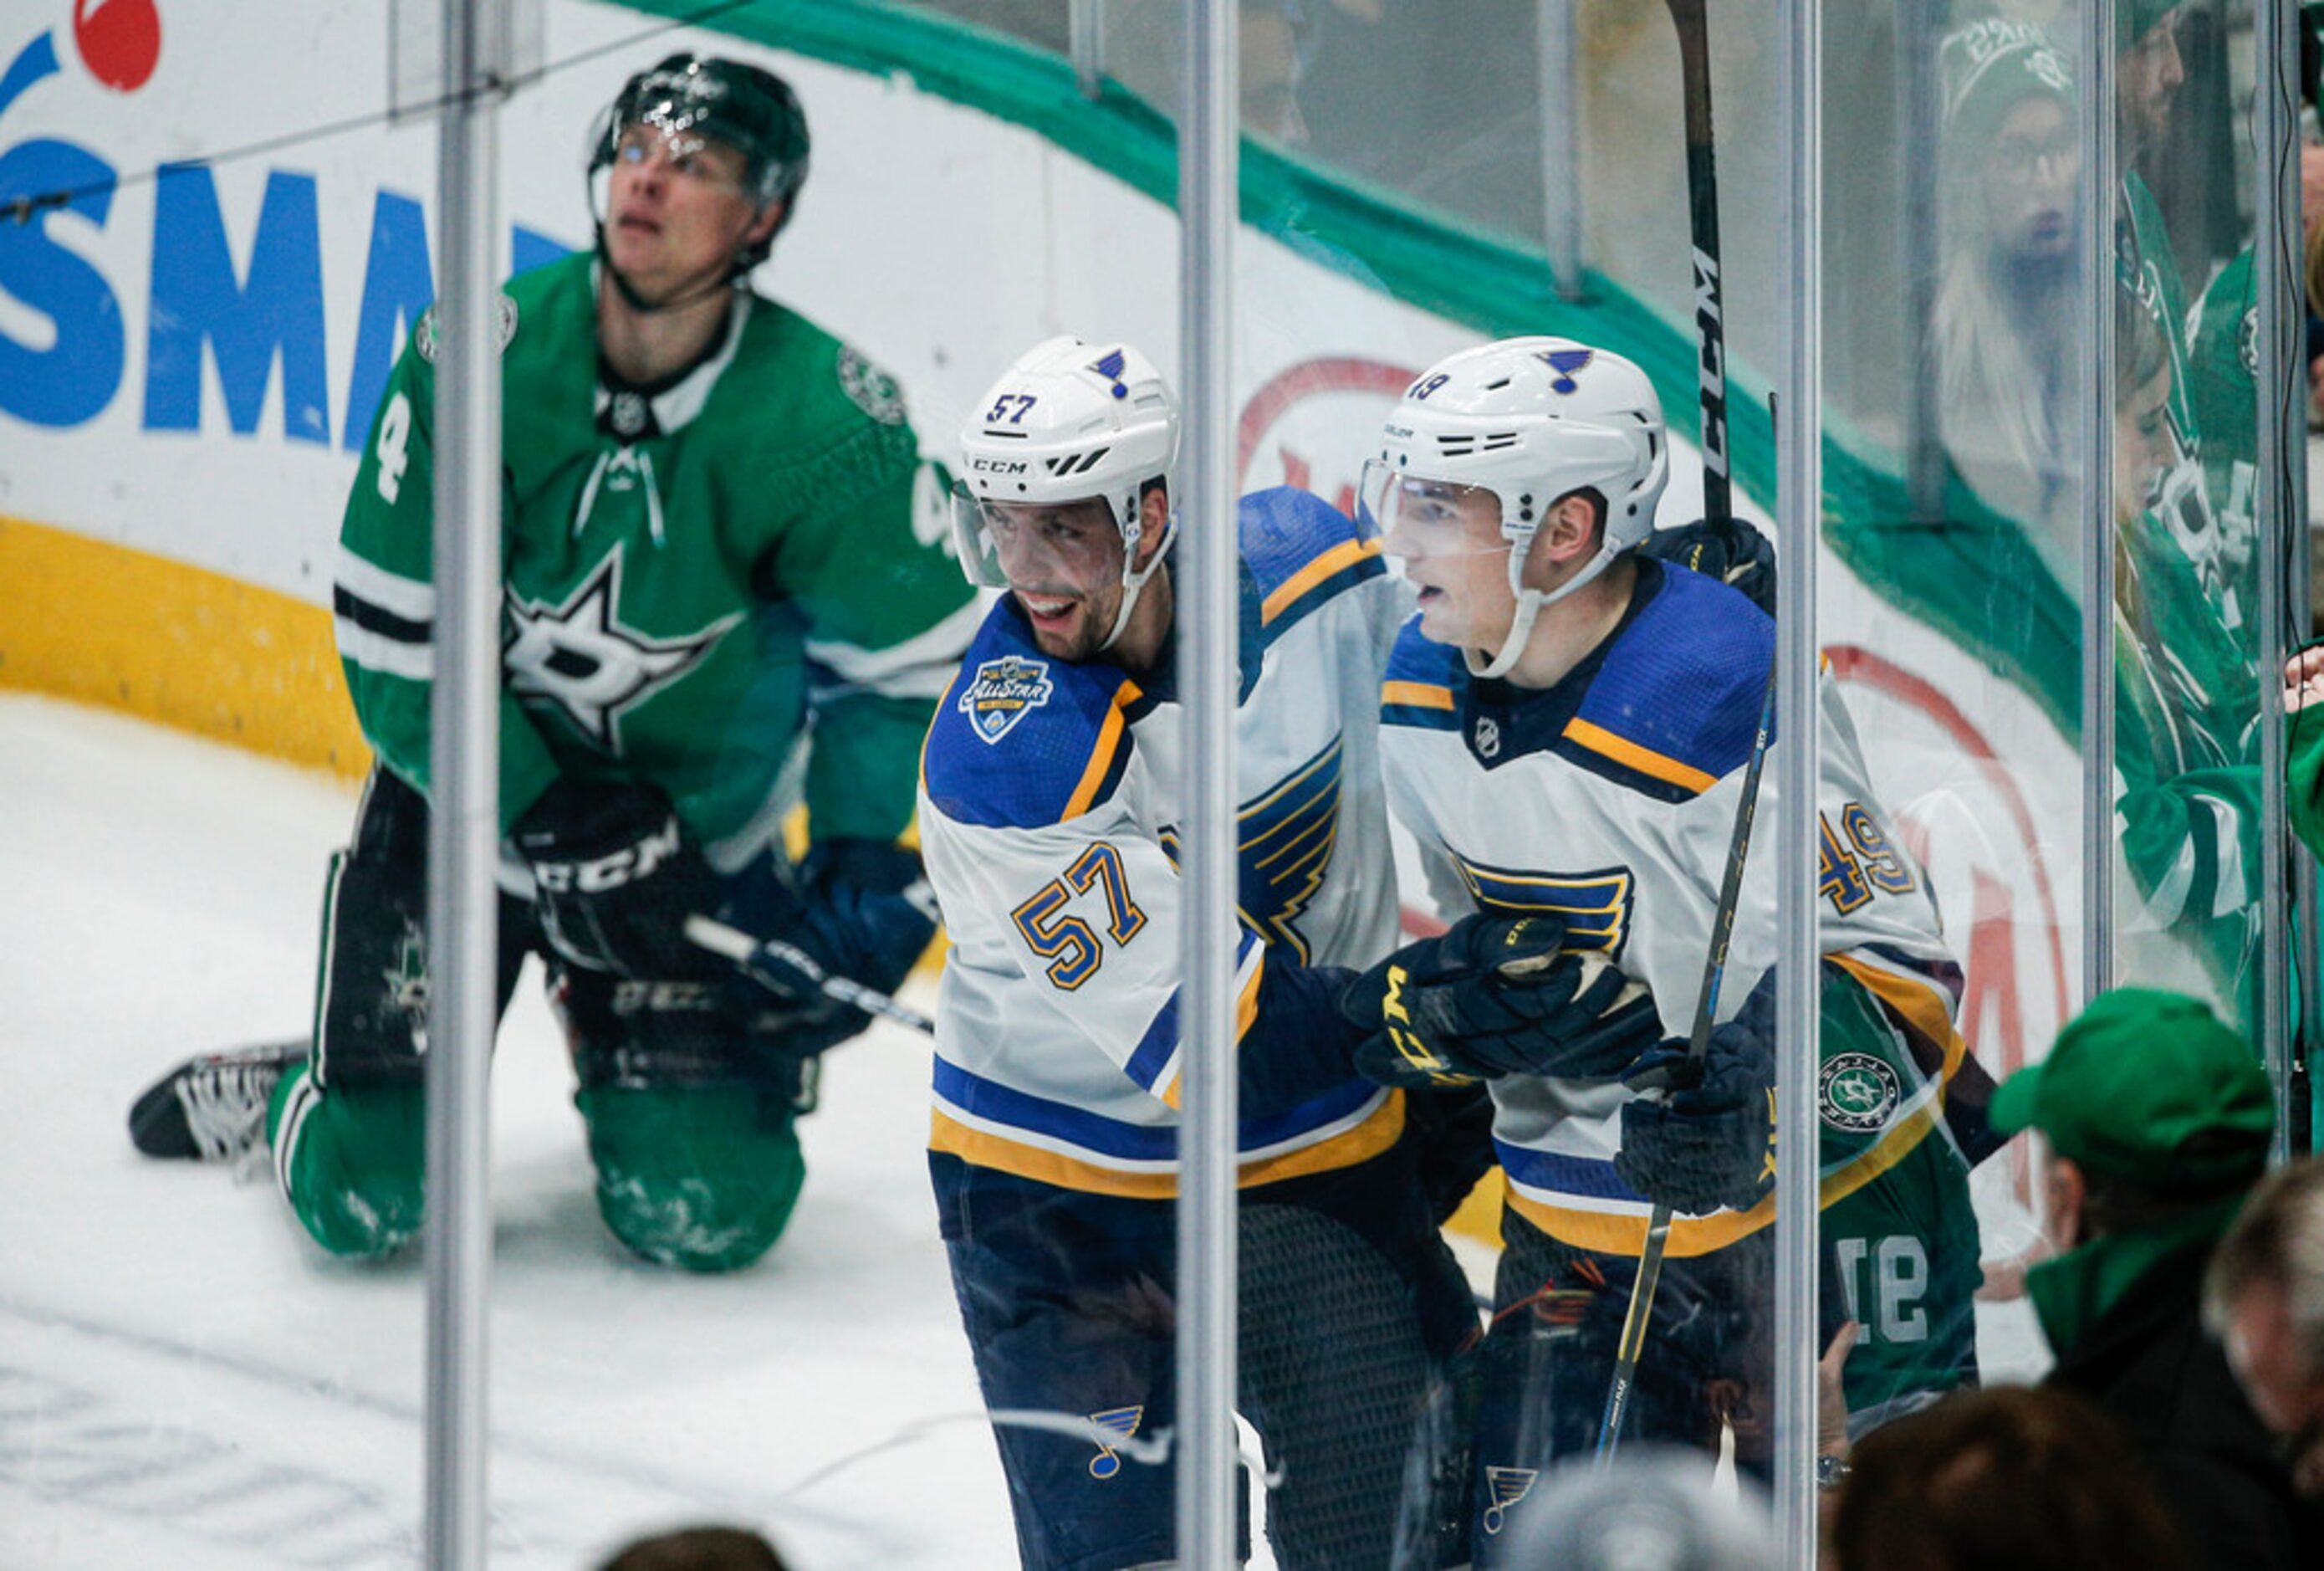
[1089, 347, 1130, 398]
[1538, 347, 1594, 394]
[1481, 1465, 1538, 1535]
[1087, 1405, 1142, 1479]
[959, 656, 1055, 745]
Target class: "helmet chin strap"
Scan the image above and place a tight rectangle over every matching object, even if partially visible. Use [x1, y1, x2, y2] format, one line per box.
[1097, 512, 1179, 653]
[1466, 538, 1619, 681]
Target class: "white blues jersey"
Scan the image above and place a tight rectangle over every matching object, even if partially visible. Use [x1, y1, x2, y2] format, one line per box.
[918, 488, 1407, 1197]
[1379, 559, 1971, 1257]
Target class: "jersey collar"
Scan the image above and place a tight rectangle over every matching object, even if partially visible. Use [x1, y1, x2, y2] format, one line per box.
[590, 269, 753, 441]
[1461, 555, 1664, 768]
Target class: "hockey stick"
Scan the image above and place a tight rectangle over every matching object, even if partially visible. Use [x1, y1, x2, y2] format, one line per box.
[684, 913, 937, 1036]
[1593, 0, 1770, 1464]
[1669, 0, 1730, 530]
[1593, 662, 1775, 1461]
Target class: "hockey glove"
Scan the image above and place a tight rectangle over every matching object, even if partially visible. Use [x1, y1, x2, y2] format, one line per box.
[1612, 1018, 1779, 1216]
[513, 776, 719, 980]
[1639, 517, 1777, 616]
[1337, 913, 1663, 1088]
[715, 839, 938, 1057]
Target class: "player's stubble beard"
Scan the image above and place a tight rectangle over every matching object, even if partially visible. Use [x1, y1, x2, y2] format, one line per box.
[1013, 583, 1120, 663]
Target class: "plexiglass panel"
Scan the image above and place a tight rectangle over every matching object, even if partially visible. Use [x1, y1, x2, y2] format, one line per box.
[2109, 1, 2266, 1038]
[9, 2, 2299, 1566]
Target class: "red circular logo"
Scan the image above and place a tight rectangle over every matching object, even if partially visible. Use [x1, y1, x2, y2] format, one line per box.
[74, 0, 161, 94]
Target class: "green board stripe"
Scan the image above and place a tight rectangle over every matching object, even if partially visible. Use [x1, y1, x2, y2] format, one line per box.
[621, 0, 2076, 731]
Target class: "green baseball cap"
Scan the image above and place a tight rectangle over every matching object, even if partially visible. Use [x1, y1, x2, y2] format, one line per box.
[1991, 988, 2273, 1191]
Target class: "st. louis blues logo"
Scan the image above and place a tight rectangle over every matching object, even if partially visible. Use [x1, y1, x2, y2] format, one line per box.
[1090, 348, 1131, 399]
[1087, 1405, 1143, 1479]
[959, 655, 1055, 745]
[1481, 1465, 1539, 1534]
[1157, 735, 1345, 963]
[1538, 346, 1593, 394]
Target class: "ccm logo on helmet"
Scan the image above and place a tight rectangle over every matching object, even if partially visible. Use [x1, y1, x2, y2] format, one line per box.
[971, 458, 1030, 474]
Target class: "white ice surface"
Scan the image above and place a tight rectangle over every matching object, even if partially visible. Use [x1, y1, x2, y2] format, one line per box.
[0, 694, 2050, 1569]
[0, 695, 1019, 1569]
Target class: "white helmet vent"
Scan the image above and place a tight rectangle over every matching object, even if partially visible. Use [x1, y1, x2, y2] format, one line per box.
[1434, 432, 1525, 457]
[1046, 448, 1112, 478]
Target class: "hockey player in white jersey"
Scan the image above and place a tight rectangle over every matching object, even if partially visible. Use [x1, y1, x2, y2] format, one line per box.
[1346, 337, 1997, 1555]
[917, 336, 1662, 1569]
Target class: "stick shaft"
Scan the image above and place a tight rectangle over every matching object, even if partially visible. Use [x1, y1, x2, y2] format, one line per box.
[683, 914, 937, 1036]
[1596, 660, 1775, 1459]
[1668, 0, 1731, 526]
[1598, 10, 1758, 1456]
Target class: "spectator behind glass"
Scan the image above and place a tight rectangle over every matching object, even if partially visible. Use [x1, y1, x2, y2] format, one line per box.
[2108, 274, 2263, 1007]
[597, 1524, 789, 1571]
[2204, 1158, 2324, 1499]
[1929, 18, 2080, 559]
[1828, 1384, 2189, 1571]
[1989, 990, 2321, 1569]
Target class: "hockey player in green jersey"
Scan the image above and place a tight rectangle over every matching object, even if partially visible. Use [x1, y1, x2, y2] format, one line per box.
[128, 54, 977, 1272]
[1341, 339, 1998, 1551]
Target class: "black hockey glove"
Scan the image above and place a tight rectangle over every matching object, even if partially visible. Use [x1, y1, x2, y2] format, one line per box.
[716, 839, 938, 1057]
[1337, 913, 1663, 1088]
[513, 776, 719, 980]
[1612, 1017, 1779, 1217]
[1639, 517, 1777, 616]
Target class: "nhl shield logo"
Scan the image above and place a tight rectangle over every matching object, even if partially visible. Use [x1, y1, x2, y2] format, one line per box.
[960, 656, 1055, 745]
[1820, 1051, 1902, 1133]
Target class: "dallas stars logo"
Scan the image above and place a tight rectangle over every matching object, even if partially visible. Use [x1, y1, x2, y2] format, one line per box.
[503, 545, 740, 752]
[386, 917, 432, 1055]
[1819, 1051, 1902, 1133]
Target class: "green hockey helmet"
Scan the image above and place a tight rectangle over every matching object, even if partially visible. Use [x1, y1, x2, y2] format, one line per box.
[588, 53, 810, 266]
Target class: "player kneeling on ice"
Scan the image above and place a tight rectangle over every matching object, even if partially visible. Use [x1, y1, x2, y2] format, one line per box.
[915, 336, 1624, 1568]
[1336, 337, 2000, 1555]
[126, 54, 973, 1273]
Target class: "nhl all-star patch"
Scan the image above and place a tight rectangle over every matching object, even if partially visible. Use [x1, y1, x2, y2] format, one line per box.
[837, 345, 908, 426]
[413, 294, 518, 364]
[958, 655, 1055, 745]
[1820, 1051, 1902, 1133]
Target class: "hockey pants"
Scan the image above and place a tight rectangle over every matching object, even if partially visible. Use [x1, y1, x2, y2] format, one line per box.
[932, 1128, 1479, 1571]
[268, 767, 808, 1272]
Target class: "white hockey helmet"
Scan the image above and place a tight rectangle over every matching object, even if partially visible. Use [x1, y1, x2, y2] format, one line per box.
[1361, 336, 1668, 678]
[952, 335, 1181, 651]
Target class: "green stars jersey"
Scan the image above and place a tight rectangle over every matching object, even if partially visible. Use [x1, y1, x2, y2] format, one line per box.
[2120, 170, 2200, 456]
[333, 253, 978, 854]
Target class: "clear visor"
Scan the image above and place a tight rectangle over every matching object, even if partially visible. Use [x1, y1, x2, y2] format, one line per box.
[1356, 459, 1511, 560]
[947, 482, 1124, 591]
[604, 122, 748, 189]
